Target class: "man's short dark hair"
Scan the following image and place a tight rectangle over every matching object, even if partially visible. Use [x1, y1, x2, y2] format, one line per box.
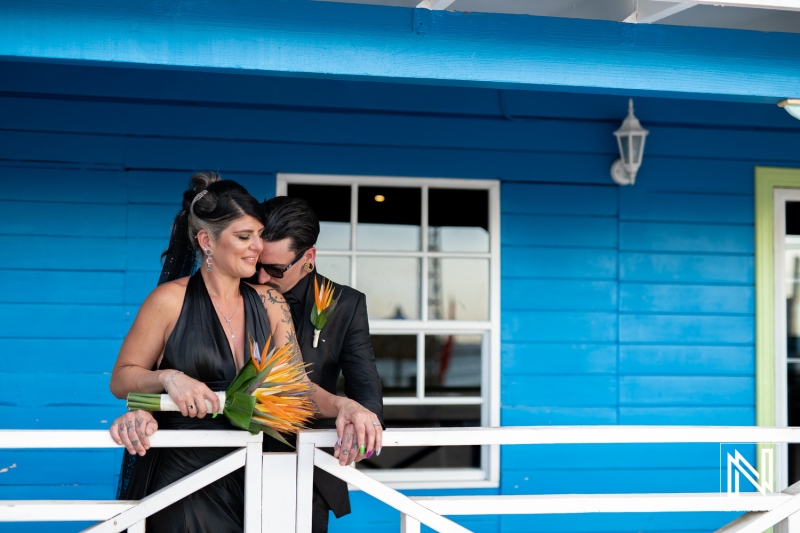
[261, 196, 320, 252]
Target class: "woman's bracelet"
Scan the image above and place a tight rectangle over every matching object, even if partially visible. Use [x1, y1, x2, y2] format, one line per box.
[164, 370, 184, 392]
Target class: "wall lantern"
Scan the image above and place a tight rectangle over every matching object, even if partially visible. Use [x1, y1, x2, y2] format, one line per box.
[778, 99, 800, 121]
[610, 99, 649, 186]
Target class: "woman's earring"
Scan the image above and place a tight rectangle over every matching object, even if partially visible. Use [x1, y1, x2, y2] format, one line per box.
[304, 262, 313, 273]
[205, 249, 213, 272]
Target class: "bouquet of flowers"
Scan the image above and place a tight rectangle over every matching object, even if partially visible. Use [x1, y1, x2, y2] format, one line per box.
[127, 335, 314, 446]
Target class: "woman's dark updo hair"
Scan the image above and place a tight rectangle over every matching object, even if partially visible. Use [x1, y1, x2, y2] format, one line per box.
[158, 171, 265, 284]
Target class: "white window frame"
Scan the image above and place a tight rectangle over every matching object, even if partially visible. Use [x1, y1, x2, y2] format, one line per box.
[277, 173, 501, 489]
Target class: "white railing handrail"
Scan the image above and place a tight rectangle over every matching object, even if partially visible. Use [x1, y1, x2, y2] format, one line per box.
[296, 426, 800, 533]
[298, 425, 800, 447]
[0, 429, 264, 533]
[0, 429, 261, 449]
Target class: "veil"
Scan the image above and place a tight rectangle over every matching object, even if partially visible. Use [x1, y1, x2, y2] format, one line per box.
[116, 208, 198, 499]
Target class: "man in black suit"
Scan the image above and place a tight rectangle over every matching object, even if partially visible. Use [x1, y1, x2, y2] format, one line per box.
[257, 196, 384, 533]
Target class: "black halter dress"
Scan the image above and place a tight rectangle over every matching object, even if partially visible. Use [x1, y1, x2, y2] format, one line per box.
[120, 272, 269, 533]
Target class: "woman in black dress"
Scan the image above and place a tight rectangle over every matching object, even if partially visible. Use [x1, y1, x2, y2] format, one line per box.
[109, 173, 374, 532]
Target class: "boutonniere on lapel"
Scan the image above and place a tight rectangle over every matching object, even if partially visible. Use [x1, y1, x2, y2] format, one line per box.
[311, 276, 340, 348]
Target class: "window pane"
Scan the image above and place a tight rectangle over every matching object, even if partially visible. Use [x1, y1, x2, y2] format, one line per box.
[425, 334, 482, 397]
[314, 255, 350, 286]
[287, 184, 351, 250]
[429, 188, 489, 253]
[429, 258, 489, 321]
[357, 404, 481, 470]
[357, 186, 421, 251]
[357, 257, 420, 320]
[371, 334, 417, 397]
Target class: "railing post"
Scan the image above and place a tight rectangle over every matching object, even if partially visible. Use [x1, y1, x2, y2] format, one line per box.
[400, 514, 421, 533]
[295, 439, 315, 533]
[244, 441, 263, 533]
[262, 453, 297, 532]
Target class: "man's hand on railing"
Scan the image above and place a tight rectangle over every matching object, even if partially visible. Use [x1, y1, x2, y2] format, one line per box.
[110, 410, 159, 456]
[333, 413, 383, 466]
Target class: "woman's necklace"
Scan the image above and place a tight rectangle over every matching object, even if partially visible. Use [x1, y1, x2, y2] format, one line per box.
[212, 293, 240, 351]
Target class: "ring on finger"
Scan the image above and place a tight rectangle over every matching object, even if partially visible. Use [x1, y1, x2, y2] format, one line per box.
[189, 405, 195, 409]
[372, 421, 381, 426]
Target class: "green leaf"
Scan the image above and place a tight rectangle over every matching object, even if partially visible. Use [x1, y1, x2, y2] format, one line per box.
[227, 359, 257, 395]
[224, 392, 257, 431]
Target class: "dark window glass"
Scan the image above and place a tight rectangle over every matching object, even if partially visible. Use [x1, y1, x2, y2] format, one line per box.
[288, 184, 351, 250]
[425, 334, 482, 396]
[357, 186, 421, 251]
[371, 334, 417, 397]
[357, 404, 481, 471]
[429, 188, 489, 253]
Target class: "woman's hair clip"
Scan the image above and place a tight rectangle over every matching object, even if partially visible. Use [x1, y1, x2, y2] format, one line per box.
[190, 190, 209, 212]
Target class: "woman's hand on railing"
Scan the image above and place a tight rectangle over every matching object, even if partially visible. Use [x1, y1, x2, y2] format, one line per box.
[110, 410, 158, 456]
[162, 372, 220, 418]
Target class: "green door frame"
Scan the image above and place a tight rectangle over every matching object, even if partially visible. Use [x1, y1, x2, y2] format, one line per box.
[756, 167, 800, 429]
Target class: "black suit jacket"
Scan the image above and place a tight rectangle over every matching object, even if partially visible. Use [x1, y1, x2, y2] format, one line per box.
[264, 272, 384, 517]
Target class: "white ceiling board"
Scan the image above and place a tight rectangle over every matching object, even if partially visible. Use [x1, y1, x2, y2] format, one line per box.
[314, 0, 800, 33]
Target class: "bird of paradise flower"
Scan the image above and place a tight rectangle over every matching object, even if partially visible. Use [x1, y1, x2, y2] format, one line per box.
[310, 276, 340, 348]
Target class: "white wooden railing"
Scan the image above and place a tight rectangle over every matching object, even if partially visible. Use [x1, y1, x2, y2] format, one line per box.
[296, 426, 800, 533]
[0, 430, 264, 532]
[5, 426, 800, 532]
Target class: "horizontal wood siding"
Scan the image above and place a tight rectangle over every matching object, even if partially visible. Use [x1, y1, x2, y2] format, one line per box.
[1, 58, 798, 533]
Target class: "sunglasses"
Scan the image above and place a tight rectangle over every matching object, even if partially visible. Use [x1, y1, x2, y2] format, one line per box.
[257, 249, 307, 279]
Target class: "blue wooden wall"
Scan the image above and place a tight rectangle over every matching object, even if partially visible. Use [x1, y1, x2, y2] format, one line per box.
[1, 58, 799, 533]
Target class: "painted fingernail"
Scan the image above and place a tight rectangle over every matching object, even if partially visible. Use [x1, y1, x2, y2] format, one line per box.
[376, 446, 382, 456]
[336, 437, 342, 447]
[359, 445, 366, 455]
[367, 450, 373, 459]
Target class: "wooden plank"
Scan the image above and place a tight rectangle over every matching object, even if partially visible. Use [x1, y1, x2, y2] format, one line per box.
[619, 283, 754, 314]
[0, 167, 127, 203]
[296, 426, 800, 447]
[501, 407, 618, 426]
[620, 221, 753, 254]
[502, 214, 617, 248]
[501, 343, 617, 374]
[501, 376, 618, 407]
[415, 492, 790, 515]
[313, 451, 471, 533]
[0, 270, 124, 304]
[3, 0, 800, 100]
[0, 485, 115, 501]
[2, 373, 118, 407]
[619, 406, 755, 425]
[125, 238, 170, 271]
[0, 406, 130, 430]
[501, 183, 617, 217]
[126, 204, 177, 239]
[124, 271, 161, 305]
[620, 345, 754, 375]
[503, 279, 617, 311]
[620, 376, 754, 406]
[0, 429, 260, 449]
[0, 339, 121, 372]
[501, 512, 737, 533]
[501, 246, 617, 280]
[0, 201, 126, 237]
[620, 188, 753, 224]
[619, 314, 754, 344]
[261, 453, 296, 532]
[0, 501, 135, 522]
[1, 61, 798, 131]
[0, 235, 126, 271]
[0, 303, 128, 339]
[619, 252, 754, 284]
[0, 450, 120, 486]
[502, 311, 618, 343]
[83, 448, 247, 533]
[502, 442, 729, 470]
[0, 130, 124, 166]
